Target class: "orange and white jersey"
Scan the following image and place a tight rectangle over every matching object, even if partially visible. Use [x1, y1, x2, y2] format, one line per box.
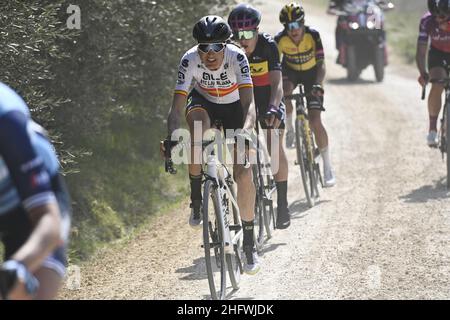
[174, 44, 253, 104]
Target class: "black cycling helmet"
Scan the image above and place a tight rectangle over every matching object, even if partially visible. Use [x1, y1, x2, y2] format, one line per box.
[279, 2, 305, 24]
[228, 4, 262, 31]
[193, 15, 232, 43]
[428, 0, 450, 16]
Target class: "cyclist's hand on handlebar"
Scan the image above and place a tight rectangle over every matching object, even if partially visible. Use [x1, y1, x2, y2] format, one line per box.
[418, 72, 429, 87]
[265, 104, 283, 129]
[160, 140, 166, 159]
[311, 84, 324, 97]
[0, 260, 39, 300]
[265, 113, 280, 129]
[161, 136, 178, 159]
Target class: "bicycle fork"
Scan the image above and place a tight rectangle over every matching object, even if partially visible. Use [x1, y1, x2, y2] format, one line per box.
[205, 155, 235, 254]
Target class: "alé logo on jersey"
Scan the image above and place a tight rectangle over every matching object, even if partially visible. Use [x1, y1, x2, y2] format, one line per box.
[201, 72, 232, 86]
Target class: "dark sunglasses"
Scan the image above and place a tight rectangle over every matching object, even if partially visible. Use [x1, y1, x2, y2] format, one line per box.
[285, 20, 304, 31]
[233, 30, 257, 40]
[197, 43, 226, 53]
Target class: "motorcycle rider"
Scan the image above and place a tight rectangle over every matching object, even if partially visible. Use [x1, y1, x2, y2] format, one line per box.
[328, 0, 387, 60]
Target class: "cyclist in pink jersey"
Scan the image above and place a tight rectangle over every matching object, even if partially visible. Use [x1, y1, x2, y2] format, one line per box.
[417, 0, 450, 147]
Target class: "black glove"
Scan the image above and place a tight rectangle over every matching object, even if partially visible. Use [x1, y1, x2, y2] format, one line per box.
[0, 260, 39, 299]
[163, 137, 178, 158]
[163, 137, 178, 174]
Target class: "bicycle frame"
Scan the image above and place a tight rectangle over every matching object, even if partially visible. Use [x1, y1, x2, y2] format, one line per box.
[164, 127, 245, 299]
[295, 95, 316, 166]
[203, 149, 242, 254]
[201, 136, 246, 300]
[253, 118, 277, 244]
[286, 86, 322, 207]
[254, 121, 277, 200]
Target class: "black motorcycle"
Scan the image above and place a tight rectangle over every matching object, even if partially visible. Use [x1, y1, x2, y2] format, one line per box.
[328, 0, 394, 82]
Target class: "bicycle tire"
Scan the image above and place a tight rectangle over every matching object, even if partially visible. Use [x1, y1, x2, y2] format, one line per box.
[263, 173, 275, 239]
[252, 164, 266, 251]
[309, 133, 320, 200]
[295, 118, 315, 207]
[202, 180, 227, 300]
[313, 162, 322, 198]
[225, 182, 242, 290]
[305, 127, 320, 200]
[256, 134, 275, 238]
[446, 103, 450, 189]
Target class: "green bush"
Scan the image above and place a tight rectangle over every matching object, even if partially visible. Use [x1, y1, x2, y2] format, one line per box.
[385, 0, 427, 64]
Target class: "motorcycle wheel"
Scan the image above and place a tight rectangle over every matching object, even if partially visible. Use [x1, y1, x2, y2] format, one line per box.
[346, 45, 358, 82]
[374, 46, 384, 82]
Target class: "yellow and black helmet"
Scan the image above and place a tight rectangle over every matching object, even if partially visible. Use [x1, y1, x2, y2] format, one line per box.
[279, 2, 305, 24]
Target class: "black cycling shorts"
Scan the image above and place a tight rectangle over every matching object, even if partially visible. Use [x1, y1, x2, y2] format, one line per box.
[0, 174, 71, 277]
[282, 65, 325, 111]
[254, 86, 286, 130]
[428, 46, 450, 71]
[185, 89, 244, 130]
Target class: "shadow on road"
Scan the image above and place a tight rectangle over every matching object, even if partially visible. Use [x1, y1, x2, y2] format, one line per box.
[258, 242, 287, 256]
[288, 199, 332, 218]
[399, 177, 449, 203]
[327, 77, 376, 86]
[288, 200, 311, 217]
[177, 257, 208, 281]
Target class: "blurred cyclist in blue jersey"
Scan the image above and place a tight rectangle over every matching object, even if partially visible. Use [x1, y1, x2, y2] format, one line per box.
[0, 82, 71, 300]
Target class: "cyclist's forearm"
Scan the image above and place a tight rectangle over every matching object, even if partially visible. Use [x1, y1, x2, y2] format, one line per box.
[168, 111, 181, 136]
[416, 42, 428, 75]
[239, 87, 256, 130]
[167, 94, 187, 135]
[12, 203, 61, 273]
[269, 70, 283, 108]
[243, 103, 256, 131]
[315, 61, 326, 85]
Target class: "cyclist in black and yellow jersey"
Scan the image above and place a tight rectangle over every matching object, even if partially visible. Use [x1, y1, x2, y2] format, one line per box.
[275, 3, 336, 188]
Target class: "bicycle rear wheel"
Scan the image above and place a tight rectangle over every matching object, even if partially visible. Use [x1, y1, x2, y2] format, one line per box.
[202, 180, 227, 300]
[262, 172, 275, 239]
[446, 103, 450, 189]
[252, 164, 266, 251]
[256, 134, 275, 238]
[311, 143, 321, 199]
[313, 160, 322, 198]
[295, 118, 316, 207]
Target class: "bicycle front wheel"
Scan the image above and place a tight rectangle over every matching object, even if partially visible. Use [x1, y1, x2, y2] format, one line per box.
[225, 182, 242, 290]
[202, 180, 227, 300]
[295, 118, 316, 207]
